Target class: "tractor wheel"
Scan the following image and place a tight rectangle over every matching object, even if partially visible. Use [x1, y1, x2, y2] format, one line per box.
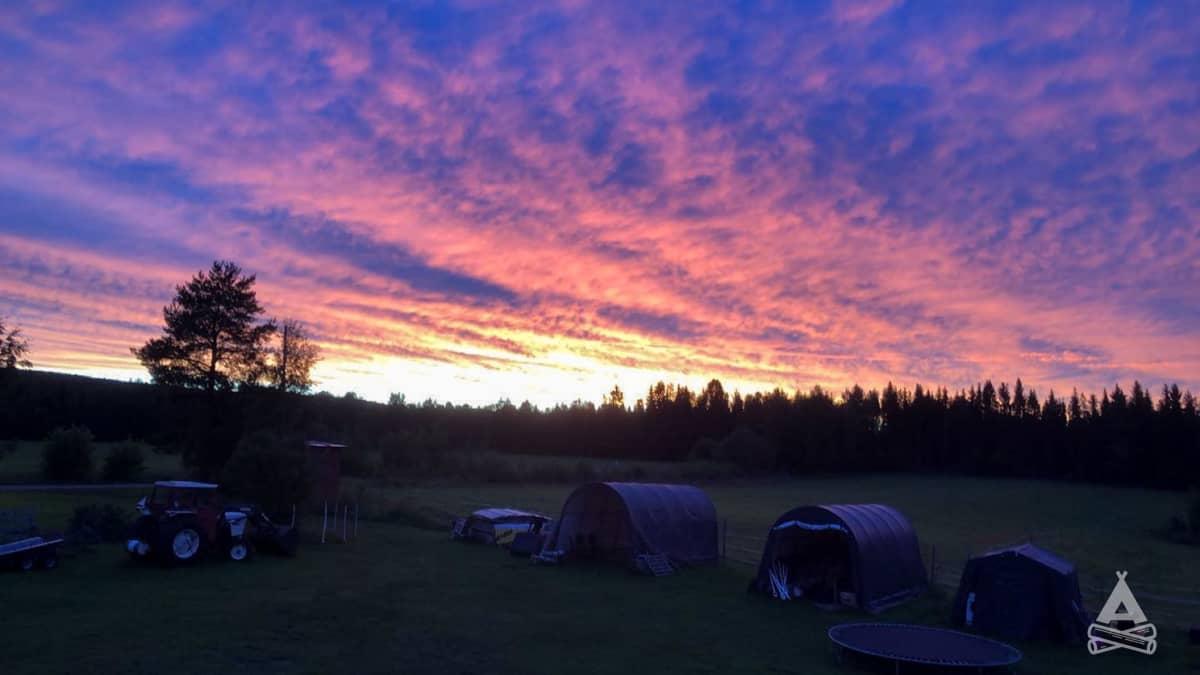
[227, 539, 251, 562]
[19, 556, 35, 572]
[41, 554, 58, 570]
[159, 518, 205, 565]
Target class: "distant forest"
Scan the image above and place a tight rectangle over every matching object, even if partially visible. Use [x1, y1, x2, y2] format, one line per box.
[2, 370, 1197, 490]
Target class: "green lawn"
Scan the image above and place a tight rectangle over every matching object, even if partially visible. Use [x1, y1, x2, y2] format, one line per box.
[2, 478, 1197, 674]
[386, 476, 1200, 627]
[0, 440, 184, 483]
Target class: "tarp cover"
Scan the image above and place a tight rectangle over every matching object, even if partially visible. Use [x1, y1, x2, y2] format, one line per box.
[470, 508, 547, 523]
[544, 482, 718, 565]
[464, 508, 549, 545]
[952, 543, 1089, 643]
[751, 504, 927, 612]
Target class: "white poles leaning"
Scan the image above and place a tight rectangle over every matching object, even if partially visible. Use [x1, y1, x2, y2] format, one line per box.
[320, 500, 359, 544]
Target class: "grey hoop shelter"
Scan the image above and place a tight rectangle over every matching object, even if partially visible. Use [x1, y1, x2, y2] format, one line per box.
[542, 482, 718, 565]
[952, 543, 1089, 643]
[751, 504, 927, 612]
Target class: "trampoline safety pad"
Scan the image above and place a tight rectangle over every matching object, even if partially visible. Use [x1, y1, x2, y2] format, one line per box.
[828, 623, 1022, 669]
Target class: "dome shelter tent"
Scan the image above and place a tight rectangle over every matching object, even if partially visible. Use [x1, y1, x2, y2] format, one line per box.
[952, 543, 1089, 644]
[540, 482, 718, 566]
[750, 504, 927, 612]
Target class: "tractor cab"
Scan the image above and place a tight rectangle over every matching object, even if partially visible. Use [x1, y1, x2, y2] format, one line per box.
[137, 480, 220, 515]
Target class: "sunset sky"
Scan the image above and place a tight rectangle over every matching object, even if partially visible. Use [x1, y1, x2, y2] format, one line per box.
[1, 1, 1198, 405]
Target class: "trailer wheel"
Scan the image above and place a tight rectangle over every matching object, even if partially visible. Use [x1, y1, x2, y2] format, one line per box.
[228, 540, 250, 562]
[19, 557, 35, 572]
[41, 554, 58, 570]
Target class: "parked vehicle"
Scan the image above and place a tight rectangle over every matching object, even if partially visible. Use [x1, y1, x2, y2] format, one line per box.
[0, 535, 63, 571]
[0, 508, 61, 572]
[126, 480, 297, 565]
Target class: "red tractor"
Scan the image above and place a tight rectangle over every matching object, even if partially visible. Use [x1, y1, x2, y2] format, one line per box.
[126, 481, 297, 565]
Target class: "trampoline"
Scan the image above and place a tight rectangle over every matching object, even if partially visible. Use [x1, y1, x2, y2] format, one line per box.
[828, 623, 1022, 673]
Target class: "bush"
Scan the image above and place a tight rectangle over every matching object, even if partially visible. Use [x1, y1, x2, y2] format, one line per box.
[101, 442, 146, 481]
[67, 504, 131, 545]
[338, 444, 376, 478]
[715, 427, 778, 472]
[221, 432, 312, 514]
[42, 426, 94, 481]
[1189, 489, 1200, 539]
[689, 437, 720, 461]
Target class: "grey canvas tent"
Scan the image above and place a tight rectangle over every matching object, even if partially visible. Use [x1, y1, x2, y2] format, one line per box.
[541, 482, 718, 565]
[750, 504, 927, 612]
[952, 543, 1089, 643]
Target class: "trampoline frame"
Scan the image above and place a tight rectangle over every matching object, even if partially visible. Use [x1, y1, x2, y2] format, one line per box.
[828, 623, 1022, 673]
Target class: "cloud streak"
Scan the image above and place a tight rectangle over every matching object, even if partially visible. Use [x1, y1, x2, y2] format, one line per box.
[0, 0, 1197, 404]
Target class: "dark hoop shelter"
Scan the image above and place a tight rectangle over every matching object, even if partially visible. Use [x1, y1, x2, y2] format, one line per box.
[750, 504, 927, 612]
[952, 543, 1089, 643]
[542, 482, 718, 565]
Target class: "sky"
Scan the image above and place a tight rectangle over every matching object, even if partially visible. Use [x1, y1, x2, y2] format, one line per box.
[0, 1, 1198, 406]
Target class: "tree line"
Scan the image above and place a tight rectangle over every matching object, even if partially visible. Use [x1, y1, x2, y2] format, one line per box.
[2, 260, 1198, 490]
[3, 367, 1197, 490]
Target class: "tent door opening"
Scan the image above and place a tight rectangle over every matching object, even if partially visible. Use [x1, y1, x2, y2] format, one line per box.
[772, 528, 854, 606]
[559, 489, 633, 563]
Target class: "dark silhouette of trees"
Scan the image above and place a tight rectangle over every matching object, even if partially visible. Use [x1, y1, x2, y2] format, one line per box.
[267, 319, 320, 393]
[130, 261, 278, 476]
[132, 261, 275, 392]
[2, 364, 1197, 491]
[0, 316, 32, 370]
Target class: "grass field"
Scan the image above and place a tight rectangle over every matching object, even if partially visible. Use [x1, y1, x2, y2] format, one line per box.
[382, 475, 1200, 630]
[0, 441, 185, 484]
[2, 477, 1199, 674]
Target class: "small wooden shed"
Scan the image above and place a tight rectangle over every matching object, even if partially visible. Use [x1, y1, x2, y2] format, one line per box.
[306, 440, 346, 502]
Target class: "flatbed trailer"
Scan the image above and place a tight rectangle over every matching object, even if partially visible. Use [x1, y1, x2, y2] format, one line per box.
[0, 535, 63, 571]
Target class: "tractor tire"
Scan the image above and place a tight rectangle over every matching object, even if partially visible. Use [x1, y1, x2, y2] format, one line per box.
[158, 517, 206, 565]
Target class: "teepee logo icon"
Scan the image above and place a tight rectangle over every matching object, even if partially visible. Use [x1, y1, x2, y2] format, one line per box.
[1087, 571, 1157, 656]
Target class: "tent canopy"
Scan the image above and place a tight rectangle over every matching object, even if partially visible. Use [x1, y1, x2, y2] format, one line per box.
[543, 482, 718, 565]
[461, 508, 549, 545]
[751, 504, 927, 612]
[469, 508, 548, 524]
[952, 543, 1089, 643]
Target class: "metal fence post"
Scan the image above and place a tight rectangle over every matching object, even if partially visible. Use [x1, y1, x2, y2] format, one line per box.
[722, 518, 728, 561]
[929, 544, 937, 586]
